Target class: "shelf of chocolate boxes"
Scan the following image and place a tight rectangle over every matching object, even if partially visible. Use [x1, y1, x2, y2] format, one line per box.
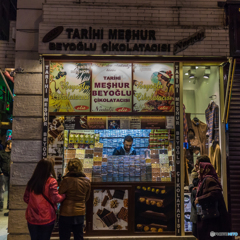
[64, 144, 175, 182]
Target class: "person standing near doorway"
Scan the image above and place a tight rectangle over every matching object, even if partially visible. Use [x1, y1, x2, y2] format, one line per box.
[0, 140, 12, 215]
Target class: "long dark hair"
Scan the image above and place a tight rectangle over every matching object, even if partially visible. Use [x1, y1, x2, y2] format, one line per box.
[27, 159, 56, 195]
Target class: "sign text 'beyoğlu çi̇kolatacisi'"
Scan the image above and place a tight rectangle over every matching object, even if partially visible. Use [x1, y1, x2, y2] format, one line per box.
[46, 27, 171, 53]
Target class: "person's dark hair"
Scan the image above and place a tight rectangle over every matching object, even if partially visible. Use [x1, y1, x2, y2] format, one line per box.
[56, 71, 67, 79]
[67, 158, 83, 172]
[27, 159, 56, 195]
[6, 140, 12, 146]
[158, 70, 173, 83]
[197, 155, 211, 163]
[124, 135, 133, 142]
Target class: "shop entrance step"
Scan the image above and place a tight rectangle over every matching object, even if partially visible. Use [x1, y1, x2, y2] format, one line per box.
[51, 236, 196, 240]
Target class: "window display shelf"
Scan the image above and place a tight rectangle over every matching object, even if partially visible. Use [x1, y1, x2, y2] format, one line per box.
[100, 137, 149, 138]
[103, 147, 148, 148]
[91, 181, 175, 186]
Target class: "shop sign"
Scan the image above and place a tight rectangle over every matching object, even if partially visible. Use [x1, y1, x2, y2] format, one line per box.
[41, 26, 171, 54]
[140, 116, 166, 129]
[173, 29, 205, 55]
[130, 117, 141, 129]
[42, 26, 64, 43]
[174, 62, 181, 236]
[43, 62, 50, 157]
[166, 116, 174, 129]
[91, 63, 132, 112]
[133, 63, 174, 112]
[49, 62, 91, 112]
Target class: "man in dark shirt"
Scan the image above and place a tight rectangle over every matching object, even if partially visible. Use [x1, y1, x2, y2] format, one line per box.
[0, 140, 12, 215]
[113, 135, 136, 155]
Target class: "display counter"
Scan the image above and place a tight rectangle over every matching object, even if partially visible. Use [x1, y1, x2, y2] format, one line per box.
[63, 129, 175, 183]
[85, 181, 175, 236]
[61, 128, 176, 236]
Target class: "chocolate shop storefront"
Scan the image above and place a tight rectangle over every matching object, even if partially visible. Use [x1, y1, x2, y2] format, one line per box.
[36, 21, 230, 238]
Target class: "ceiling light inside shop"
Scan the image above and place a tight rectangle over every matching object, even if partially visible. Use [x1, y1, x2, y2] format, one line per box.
[189, 74, 195, 79]
[185, 72, 189, 75]
[188, 67, 196, 79]
[196, 66, 198, 69]
[203, 74, 210, 79]
[203, 66, 211, 79]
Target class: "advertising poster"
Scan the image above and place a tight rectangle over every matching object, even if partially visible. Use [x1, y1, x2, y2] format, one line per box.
[65, 116, 88, 130]
[133, 63, 174, 112]
[48, 116, 64, 157]
[87, 116, 107, 129]
[49, 62, 91, 112]
[93, 189, 128, 230]
[130, 117, 141, 129]
[141, 116, 166, 129]
[107, 117, 130, 129]
[91, 63, 132, 112]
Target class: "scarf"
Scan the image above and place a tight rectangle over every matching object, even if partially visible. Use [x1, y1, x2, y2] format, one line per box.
[196, 162, 222, 195]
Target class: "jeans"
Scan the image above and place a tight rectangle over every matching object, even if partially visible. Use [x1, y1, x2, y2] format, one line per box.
[59, 215, 84, 240]
[27, 222, 54, 240]
[0, 175, 9, 210]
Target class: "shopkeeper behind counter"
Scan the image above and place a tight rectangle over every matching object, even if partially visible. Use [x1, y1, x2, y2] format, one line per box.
[113, 135, 136, 155]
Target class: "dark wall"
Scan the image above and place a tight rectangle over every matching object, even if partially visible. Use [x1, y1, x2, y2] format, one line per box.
[228, 4, 240, 57]
[0, 0, 17, 40]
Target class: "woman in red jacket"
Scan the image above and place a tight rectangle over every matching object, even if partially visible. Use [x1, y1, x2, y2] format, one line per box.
[24, 159, 65, 240]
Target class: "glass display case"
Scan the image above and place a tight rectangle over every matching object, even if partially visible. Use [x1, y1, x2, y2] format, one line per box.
[63, 129, 175, 183]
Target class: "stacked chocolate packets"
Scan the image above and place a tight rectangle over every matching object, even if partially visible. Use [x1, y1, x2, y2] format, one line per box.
[140, 158, 147, 181]
[92, 146, 103, 182]
[123, 157, 130, 182]
[159, 149, 173, 182]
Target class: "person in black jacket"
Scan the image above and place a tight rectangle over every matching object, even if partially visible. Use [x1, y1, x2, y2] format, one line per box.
[195, 162, 230, 240]
[113, 135, 136, 155]
[0, 140, 12, 214]
[189, 155, 211, 237]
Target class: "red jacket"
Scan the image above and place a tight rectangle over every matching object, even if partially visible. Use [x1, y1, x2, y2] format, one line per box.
[24, 176, 65, 225]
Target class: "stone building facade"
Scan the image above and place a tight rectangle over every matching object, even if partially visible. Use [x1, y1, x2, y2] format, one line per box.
[0, 21, 15, 70]
[9, 0, 229, 239]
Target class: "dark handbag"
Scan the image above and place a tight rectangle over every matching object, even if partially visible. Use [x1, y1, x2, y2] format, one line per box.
[198, 177, 220, 220]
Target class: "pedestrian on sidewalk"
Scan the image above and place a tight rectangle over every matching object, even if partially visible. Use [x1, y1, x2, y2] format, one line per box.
[189, 155, 211, 238]
[0, 140, 12, 215]
[59, 158, 91, 240]
[24, 159, 65, 240]
[195, 162, 230, 240]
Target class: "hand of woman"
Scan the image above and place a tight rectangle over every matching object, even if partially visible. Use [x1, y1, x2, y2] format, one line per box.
[194, 197, 199, 205]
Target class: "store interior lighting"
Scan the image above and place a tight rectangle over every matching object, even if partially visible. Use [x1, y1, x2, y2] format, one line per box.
[188, 66, 196, 79]
[203, 66, 211, 79]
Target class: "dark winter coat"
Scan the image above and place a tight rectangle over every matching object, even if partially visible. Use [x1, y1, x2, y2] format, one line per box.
[196, 177, 231, 240]
[0, 150, 11, 176]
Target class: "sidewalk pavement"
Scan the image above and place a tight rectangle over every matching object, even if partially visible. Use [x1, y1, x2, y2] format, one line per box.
[0, 191, 8, 240]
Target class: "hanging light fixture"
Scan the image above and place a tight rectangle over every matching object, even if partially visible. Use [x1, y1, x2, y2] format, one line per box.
[189, 66, 196, 79]
[203, 66, 211, 79]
